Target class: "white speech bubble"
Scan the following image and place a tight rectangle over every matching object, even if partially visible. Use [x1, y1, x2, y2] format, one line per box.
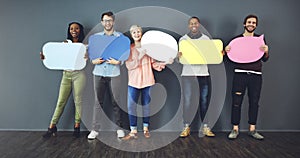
[42, 42, 86, 70]
[141, 30, 178, 62]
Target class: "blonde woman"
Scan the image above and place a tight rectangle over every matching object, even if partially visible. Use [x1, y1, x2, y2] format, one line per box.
[123, 25, 168, 140]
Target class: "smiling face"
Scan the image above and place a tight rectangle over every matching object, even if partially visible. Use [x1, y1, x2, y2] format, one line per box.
[69, 23, 80, 39]
[244, 17, 257, 33]
[130, 27, 142, 42]
[101, 15, 114, 32]
[188, 18, 200, 34]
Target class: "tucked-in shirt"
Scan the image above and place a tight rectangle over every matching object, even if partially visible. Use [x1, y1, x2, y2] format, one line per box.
[92, 31, 122, 77]
[126, 45, 165, 89]
[180, 34, 210, 76]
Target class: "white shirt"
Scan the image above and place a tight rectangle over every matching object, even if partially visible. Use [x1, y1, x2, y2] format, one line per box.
[180, 34, 210, 76]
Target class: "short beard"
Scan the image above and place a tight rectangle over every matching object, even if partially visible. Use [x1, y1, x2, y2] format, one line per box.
[105, 27, 113, 32]
[244, 26, 256, 33]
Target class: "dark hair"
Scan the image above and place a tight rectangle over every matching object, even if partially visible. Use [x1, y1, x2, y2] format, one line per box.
[67, 22, 85, 42]
[189, 16, 200, 23]
[101, 11, 115, 21]
[243, 14, 258, 26]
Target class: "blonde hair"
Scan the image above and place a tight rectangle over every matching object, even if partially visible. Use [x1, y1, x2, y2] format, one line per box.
[129, 25, 142, 33]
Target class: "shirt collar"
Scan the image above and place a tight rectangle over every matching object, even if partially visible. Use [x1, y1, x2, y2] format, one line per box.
[97, 31, 120, 37]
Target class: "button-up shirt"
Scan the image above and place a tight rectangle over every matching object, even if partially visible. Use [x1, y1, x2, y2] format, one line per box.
[92, 31, 122, 77]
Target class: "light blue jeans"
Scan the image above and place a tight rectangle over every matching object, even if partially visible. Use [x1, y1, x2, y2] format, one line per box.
[127, 86, 151, 131]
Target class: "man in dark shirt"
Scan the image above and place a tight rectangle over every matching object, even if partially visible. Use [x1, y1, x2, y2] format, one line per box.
[224, 14, 269, 140]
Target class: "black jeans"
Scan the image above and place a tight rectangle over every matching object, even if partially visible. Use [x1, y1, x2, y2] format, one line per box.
[231, 72, 262, 125]
[92, 76, 122, 131]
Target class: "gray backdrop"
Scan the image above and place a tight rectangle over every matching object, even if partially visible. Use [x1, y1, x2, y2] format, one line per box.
[0, 0, 299, 131]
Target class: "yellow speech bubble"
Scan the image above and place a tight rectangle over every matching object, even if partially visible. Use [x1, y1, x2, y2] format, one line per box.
[179, 39, 223, 64]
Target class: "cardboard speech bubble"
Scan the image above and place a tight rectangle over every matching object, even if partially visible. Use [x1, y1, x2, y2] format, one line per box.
[227, 35, 265, 63]
[179, 39, 223, 64]
[42, 42, 86, 70]
[141, 30, 178, 62]
[88, 34, 130, 61]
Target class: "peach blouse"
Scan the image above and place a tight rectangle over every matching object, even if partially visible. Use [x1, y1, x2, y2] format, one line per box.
[126, 44, 165, 89]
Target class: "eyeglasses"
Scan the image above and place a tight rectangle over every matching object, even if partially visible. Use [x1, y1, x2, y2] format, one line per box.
[102, 19, 113, 23]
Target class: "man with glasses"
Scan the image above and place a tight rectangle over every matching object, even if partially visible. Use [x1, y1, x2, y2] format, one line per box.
[88, 11, 125, 139]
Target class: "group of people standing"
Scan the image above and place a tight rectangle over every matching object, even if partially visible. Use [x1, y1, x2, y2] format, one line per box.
[41, 11, 269, 141]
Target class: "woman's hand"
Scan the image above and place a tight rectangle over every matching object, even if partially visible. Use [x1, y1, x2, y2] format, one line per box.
[40, 52, 45, 60]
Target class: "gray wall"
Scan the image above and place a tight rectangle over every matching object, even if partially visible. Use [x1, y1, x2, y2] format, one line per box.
[0, 0, 299, 131]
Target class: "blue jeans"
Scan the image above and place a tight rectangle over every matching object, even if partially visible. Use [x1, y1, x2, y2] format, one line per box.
[182, 76, 210, 125]
[127, 86, 151, 130]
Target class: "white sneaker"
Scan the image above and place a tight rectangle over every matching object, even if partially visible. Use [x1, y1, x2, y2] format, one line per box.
[117, 129, 125, 138]
[87, 130, 99, 140]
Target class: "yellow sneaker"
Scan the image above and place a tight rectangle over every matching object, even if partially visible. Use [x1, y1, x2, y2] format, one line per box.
[202, 127, 215, 137]
[180, 127, 190, 138]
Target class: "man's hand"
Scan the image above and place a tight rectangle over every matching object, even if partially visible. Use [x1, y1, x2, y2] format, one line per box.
[92, 58, 105, 65]
[260, 44, 269, 53]
[224, 45, 231, 53]
[106, 57, 120, 65]
[177, 52, 182, 58]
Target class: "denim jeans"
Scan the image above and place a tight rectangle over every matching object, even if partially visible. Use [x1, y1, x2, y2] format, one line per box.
[127, 86, 151, 130]
[182, 76, 210, 125]
[51, 70, 86, 124]
[231, 72, 262, 125]
[92, 75, 122, 131]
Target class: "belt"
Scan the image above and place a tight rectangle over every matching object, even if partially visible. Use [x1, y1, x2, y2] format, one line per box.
[234, 69, 262, 75]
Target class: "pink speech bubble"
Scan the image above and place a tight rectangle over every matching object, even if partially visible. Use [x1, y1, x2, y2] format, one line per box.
[228, 35, 265, 63]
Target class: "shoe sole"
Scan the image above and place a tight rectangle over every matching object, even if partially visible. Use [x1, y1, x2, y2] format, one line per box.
[248, 135, 264, 140]
[228, 135, 238, 140]
[117, 134, 125, 138]
[87, 135, 98, 140]
[179, 134, 190, 138]
[205, 135, 215, 137]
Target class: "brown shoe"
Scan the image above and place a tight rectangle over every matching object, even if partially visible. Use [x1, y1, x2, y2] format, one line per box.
[122, 132, 138, 140]
[144, 130, 150, 138]
[180, 127, 190, 138]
